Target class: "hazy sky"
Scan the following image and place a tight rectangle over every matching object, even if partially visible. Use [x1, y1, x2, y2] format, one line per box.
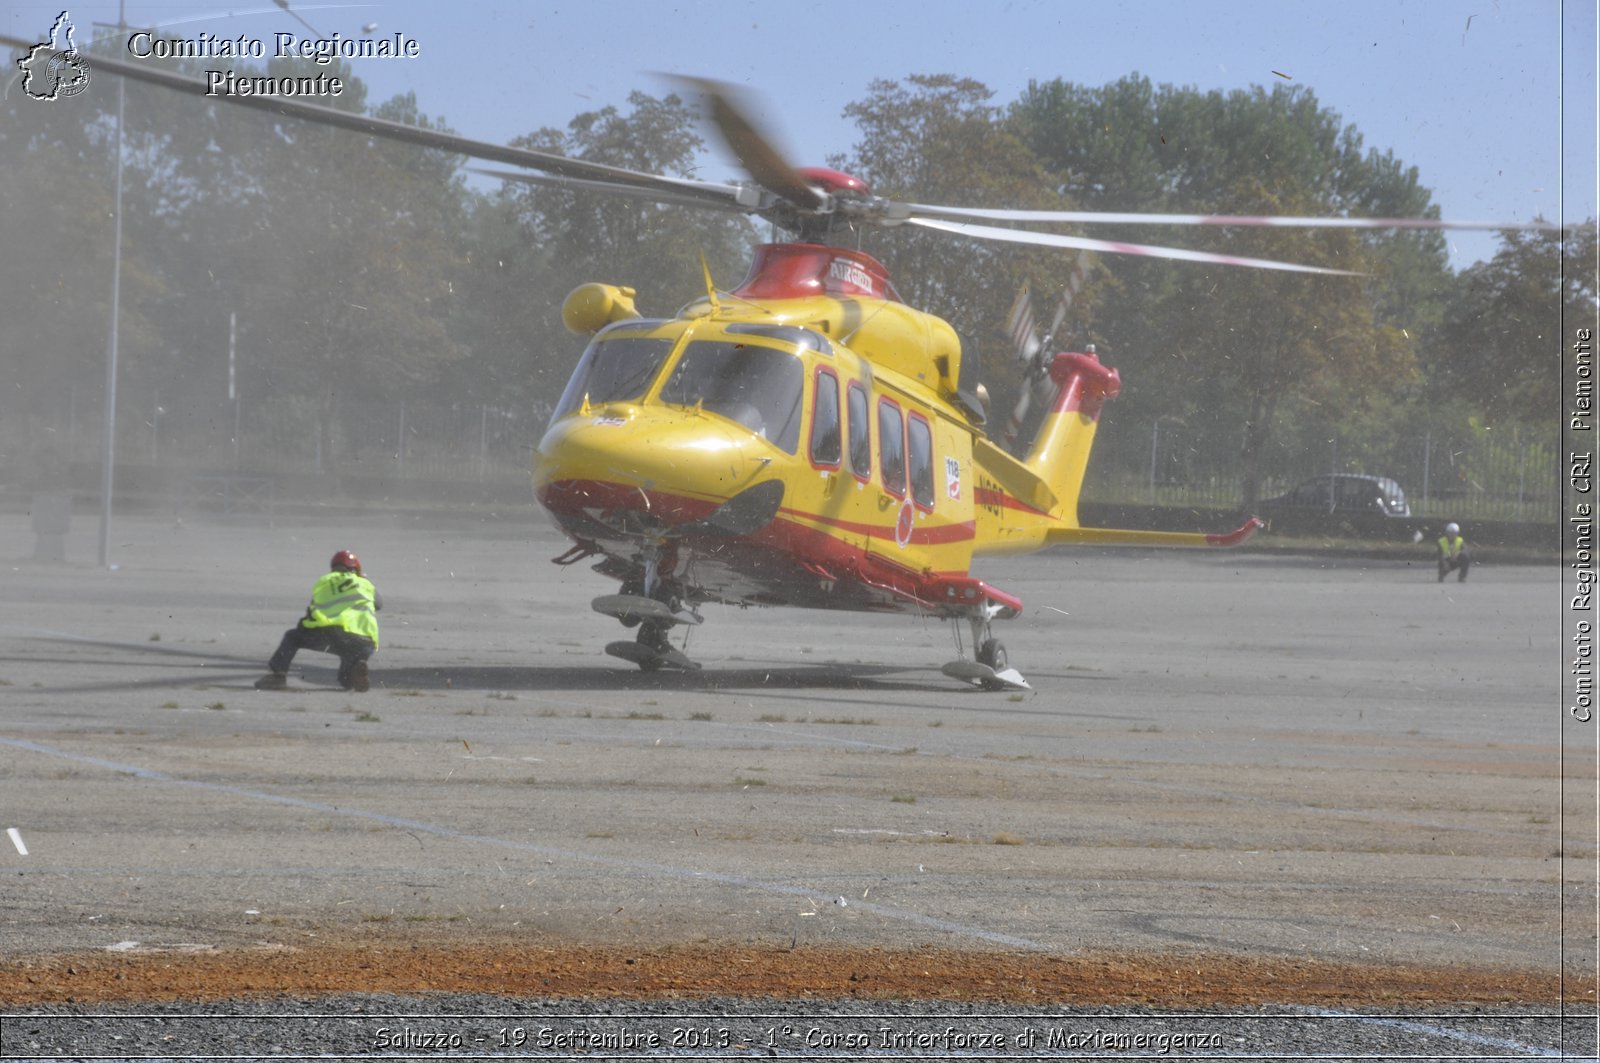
[5, 0, 1594, 269]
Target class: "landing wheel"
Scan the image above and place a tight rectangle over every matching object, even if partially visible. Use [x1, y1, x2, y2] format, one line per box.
[977, 638, 1007, 672]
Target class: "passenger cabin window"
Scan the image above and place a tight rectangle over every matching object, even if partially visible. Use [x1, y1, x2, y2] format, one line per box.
[810, 368, 841, 467]
[659, 340, 803, 453]
[878, 399, 905, 496]
[847, 383, 871, 480]
[908, 413, 934, 509]
[549, 330, 674, 428]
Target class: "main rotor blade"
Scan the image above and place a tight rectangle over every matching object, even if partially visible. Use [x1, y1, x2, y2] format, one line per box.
[668, 75, 829, 212]
[907, 218, 1364, 276]
[0, 37, 738, 210]
[904, 203, 1559, 232]
[470, 167, 756, 214]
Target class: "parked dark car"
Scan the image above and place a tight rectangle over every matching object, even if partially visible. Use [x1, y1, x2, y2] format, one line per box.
[1258, 474, 1412, 532]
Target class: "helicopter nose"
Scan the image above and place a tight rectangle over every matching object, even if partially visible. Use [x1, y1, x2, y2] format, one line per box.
[534, 408, 773, 529]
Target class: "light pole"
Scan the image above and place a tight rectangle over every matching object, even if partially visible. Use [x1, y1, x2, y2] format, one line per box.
[96, 0, 127, 569]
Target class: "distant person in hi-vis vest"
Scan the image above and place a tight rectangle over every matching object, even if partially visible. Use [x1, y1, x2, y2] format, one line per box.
[1436, 523, 1470, 583]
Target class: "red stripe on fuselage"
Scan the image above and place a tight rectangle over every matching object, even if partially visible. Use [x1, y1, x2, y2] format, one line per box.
[539, 477, 983, 613]
[790, 507, 975, 546]
[538, 476, 974, 547]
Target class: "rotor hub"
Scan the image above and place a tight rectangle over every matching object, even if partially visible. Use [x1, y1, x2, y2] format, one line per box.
[795, 167, 870, 199]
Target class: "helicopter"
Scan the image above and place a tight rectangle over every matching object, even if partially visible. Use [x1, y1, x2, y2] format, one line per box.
[7, 42, 1549, 689]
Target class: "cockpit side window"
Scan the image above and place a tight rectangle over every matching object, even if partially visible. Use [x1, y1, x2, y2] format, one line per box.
[810, 367, 841, 468]
[549, 331, 674, 429]
[660, 340, 803, 453]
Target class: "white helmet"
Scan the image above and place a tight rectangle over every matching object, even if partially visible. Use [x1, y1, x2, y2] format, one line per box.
[1444, 522, 1459, 536]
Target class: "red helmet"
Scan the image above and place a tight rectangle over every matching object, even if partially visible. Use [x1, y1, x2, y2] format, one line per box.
[330, 549, 362, 574]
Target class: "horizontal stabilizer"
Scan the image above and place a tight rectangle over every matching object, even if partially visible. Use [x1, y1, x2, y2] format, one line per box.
[1046, 517, 1263, 549]
[971, 438, 1057, 514]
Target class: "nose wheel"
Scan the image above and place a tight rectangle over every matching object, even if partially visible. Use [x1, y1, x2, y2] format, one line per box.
[594, 557, 703, 672]
[977, 637, 1007, 673]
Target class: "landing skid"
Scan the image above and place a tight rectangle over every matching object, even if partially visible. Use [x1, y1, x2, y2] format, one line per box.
[941, 659, 1031, 691]
[592, 593, 702, 628]
[604, 639, 701, 672]
[595, 567, 703, 670]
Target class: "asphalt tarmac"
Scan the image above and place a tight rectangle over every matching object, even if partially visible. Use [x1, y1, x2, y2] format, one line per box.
[0, 509, 1590, 1019]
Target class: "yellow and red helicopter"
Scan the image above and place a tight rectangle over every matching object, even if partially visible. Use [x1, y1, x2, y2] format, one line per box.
[10, 45, 1543, 689]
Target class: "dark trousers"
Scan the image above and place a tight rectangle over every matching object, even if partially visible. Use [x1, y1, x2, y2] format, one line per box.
[1438, 551, 1471, 582]
[268, 624, 374, 685]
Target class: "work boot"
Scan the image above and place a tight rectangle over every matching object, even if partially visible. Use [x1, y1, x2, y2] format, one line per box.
[254, 672, 288, 691]
[349, 660, 370, 693]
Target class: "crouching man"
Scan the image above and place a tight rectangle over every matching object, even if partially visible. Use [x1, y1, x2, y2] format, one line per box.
[1437, 522, 1471, 583]
[255, 549, 381, 691]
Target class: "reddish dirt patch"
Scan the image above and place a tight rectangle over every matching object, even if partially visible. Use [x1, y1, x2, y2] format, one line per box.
[0, 940, 1573, 1007]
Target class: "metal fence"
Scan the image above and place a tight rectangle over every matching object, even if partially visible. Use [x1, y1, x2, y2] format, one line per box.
[6, 398, 550, 483]
[293, 401, 555, 482]
[1087, 423, 1557, 523]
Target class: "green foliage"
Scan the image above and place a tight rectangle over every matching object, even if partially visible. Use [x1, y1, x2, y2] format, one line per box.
[227, 71, 471, 462]
[505, 91, 754, 317]
[1427, 225, 1595, 431]
[1008, 76, 1450, 505]
[467, 92, 757, 417]
[1447, 417, 1556, 504]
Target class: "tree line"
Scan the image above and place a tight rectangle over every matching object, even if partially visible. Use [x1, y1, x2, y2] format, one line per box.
[1, 49, 1586, 509]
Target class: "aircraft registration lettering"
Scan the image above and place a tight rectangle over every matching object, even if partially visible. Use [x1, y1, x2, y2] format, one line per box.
[592, 416, 627, 426]
[976, 476, 1004, 517]
[828, 258, 875, 294]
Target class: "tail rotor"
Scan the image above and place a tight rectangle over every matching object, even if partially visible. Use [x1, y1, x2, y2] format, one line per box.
[999, 251, 1092, 454]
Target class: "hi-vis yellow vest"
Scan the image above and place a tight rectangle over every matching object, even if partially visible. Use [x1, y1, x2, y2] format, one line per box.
[302, 571, 380, 645]
[1437, 534, 1465, 558]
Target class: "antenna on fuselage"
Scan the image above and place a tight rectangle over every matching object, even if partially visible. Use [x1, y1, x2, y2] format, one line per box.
[699, 252, 722, 314]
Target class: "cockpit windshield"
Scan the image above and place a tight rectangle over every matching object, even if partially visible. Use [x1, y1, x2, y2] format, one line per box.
[549, 329, 674, 429]
[659, 340, 803, 453]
